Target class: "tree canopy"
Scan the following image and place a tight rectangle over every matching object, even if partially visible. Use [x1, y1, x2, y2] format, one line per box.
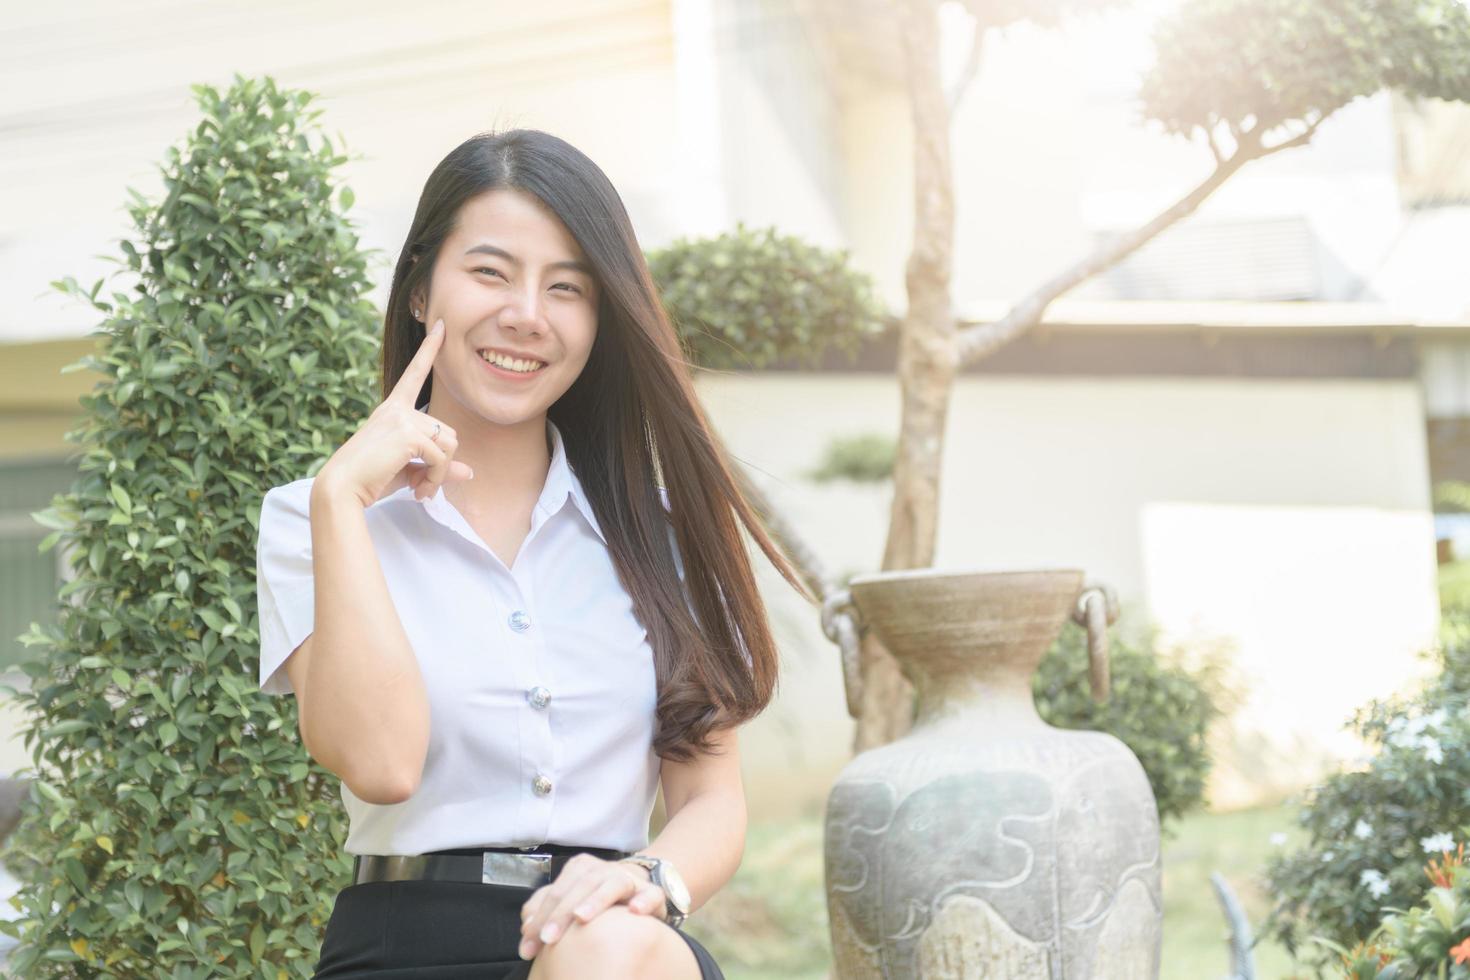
[1142, 0, 1470, 141]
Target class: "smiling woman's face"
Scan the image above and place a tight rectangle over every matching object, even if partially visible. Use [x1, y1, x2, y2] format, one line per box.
[412, 187, 599, 429]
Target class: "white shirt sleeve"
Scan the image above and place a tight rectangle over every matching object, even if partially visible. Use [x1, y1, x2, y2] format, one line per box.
[658, 487, 753, 669]
[255, 480, 316, 696]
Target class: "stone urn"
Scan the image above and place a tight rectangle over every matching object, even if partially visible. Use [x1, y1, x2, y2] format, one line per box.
[823, 569, 1161, 979]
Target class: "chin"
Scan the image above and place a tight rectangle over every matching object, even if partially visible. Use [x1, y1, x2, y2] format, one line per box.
[474, 405, 548, 427]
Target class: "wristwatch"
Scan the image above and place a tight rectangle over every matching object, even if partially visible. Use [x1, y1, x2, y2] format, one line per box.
[618, 854, 691, 928]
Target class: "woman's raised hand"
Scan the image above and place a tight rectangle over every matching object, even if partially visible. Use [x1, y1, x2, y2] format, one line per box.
[315, 318, 475, 509]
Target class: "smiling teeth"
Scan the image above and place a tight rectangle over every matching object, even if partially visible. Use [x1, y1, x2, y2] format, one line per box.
[480, 350, 545, 373]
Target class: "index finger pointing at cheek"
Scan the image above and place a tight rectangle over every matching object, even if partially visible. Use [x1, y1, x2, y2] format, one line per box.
[389, 317, 445, 406]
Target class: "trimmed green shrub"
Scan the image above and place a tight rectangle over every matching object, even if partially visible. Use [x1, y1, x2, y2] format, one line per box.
[805, 433, 896, 484]
[647, 223, 888, 370]
[1034, 623, 1221, 828]
[0, 73, 379, 977]
[1434, 480, 1470, 515]
[1263, 614, 1470, 972]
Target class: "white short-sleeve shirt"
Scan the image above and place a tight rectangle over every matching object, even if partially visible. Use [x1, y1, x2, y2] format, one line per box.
[255, 416, 678, 856]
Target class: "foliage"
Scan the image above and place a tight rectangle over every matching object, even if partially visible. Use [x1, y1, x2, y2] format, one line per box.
[1436, 481, 1470, 514]
[1436, 616, 1470, 698]
[1263, 614, 1470, 972]
[1034, 623, 1222, 827]
[0, 73, 380, 977]
[1323, 844, 1470, 979]
[646, 222, 888, 371]
[1143, 0, 1470, 141]
[805, 433, 896, 484]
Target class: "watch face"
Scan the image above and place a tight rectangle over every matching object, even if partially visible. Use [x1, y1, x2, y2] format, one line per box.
[660, 862, 692, 912]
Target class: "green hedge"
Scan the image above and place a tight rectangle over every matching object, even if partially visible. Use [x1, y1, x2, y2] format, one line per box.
[0, 74, 379, 977]
[647, 223, 888, 371]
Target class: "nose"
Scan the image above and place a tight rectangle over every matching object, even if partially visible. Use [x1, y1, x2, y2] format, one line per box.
[499, 284, 547, 338]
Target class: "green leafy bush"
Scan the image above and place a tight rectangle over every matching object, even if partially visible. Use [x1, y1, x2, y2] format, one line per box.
[1263, 614, 1470, 972]
[1034, 623, 1222, 827]
[1433, 481, 1470, 515]
[806, 433, 896, 484]
[647, 222, 888, 370]
[0, 73, 379, 977]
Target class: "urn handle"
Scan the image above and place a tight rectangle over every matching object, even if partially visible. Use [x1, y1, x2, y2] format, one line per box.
[1071, 581, 1120, 703]
[821, 588, 864, 719]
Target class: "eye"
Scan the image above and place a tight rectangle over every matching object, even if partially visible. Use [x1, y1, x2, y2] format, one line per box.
[474, 267, 505, 279]
[554, 283, 583, 295]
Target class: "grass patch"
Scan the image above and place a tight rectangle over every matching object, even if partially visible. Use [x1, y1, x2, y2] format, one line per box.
[1160, 803, 1306, 978]
[1440, 559, 1470, 613]
[681, 804, 832, 980]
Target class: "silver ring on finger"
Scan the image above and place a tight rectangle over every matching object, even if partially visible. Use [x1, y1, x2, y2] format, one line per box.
[430, 421, 441, 443]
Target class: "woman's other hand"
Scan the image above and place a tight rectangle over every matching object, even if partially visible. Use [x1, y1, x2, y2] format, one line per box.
[517, 854, 668, 960]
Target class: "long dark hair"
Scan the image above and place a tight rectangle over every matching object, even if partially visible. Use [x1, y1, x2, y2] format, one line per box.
[381, 129, 813, 761]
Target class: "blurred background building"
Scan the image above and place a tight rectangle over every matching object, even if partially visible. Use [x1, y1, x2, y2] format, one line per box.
[3, 0, 1468, 825]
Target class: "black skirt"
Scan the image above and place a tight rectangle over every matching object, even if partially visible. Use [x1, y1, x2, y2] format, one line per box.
[311, 856, 725, 978]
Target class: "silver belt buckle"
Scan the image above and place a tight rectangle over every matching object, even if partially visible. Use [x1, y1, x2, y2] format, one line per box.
[483, 851, 552, 888]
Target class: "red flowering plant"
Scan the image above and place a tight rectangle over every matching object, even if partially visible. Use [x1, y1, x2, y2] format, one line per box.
[1319, 841, 1470, 978]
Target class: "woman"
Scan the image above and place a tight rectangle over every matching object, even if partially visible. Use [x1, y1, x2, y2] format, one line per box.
[254, 129, 809, 978]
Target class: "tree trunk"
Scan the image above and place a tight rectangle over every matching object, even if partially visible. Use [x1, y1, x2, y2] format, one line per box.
[777, 19, 1321, 751]
[854, 0, 959, 752]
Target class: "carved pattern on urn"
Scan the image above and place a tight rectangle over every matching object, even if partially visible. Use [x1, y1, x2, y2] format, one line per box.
[823, 569, 1163, 979]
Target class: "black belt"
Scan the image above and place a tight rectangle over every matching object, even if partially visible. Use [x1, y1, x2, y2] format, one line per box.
[352, 843, 630, 889]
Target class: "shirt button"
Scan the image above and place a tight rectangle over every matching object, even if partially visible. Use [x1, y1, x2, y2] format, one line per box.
[532, 774, 553, 796]
[508, 610, 531, 632]
[527, 686, 552, 709]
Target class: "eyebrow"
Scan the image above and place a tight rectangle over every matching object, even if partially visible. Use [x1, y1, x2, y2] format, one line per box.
[464, 243, 593, 277]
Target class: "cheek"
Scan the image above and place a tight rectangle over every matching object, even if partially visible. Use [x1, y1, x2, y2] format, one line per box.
[441, 277, 484, 309]
[557, 322, 597, 383]
[574, 314, 598, 360]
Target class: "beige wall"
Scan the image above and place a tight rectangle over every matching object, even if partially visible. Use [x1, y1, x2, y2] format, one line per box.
[694, 372, 1439, 814]
[0, 338, 101, 430]
[4, 0, 686, 343]
[6, 0, 864, 346]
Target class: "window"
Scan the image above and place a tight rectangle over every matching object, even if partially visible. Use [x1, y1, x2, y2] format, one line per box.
[0, 456, 78, 674]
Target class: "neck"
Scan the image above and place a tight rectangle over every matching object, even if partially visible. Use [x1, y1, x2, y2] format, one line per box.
[427, 399, 553, 515]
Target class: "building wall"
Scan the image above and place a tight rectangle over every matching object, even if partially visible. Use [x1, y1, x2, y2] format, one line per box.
[713, 0, 849, 246]
[5, 0, 860, 346]
[4, 0, 689, 343]
[692, 372, 1439, 814]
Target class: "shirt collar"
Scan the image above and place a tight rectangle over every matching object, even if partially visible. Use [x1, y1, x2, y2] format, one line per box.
[541, 417, 606, 544]
[403, 410, 606, 546]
